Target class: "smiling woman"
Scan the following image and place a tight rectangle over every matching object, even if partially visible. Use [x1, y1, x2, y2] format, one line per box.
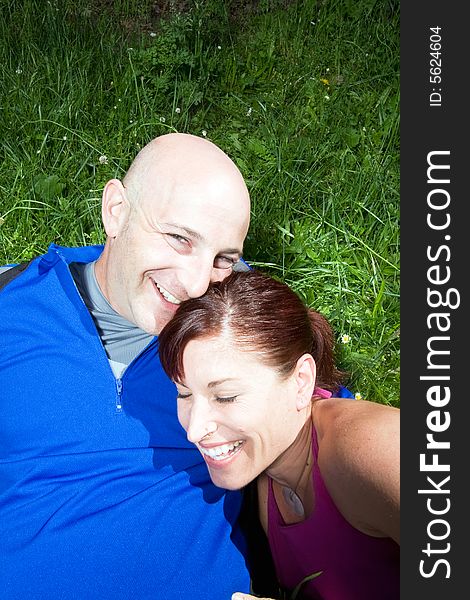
[158, 269, 400, 600]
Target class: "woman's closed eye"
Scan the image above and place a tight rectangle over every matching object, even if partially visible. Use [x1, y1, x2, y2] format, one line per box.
[176, 390, 238, 403]
[214, 395, 238, 403]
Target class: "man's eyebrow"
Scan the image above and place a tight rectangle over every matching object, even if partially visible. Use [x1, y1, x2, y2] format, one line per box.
[161, 222, 242, 255]
[160, 222, 205, 242]
[219, 248, 243, 257]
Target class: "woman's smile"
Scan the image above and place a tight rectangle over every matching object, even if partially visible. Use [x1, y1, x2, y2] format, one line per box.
[198, 440, 245, 467]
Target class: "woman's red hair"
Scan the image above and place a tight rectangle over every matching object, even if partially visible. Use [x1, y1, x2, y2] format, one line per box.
[158, 269, 345, 393]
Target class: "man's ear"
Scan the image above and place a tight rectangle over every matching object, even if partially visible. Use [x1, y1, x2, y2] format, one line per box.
[101, 179, 130, 238]
[294, 354, 316, 411]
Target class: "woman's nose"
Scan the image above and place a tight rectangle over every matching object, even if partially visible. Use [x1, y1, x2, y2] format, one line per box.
[185, 400, 218, 444]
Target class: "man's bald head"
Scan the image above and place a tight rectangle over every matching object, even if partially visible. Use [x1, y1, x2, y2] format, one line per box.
[122, 133, 250, 218]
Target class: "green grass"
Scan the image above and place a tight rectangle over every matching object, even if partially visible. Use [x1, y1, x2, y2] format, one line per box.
[0, 0, 400, 406]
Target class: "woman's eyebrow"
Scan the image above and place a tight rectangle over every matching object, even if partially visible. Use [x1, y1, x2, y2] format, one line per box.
[175, 381, 190, 390]
[208, 378, 239, 388]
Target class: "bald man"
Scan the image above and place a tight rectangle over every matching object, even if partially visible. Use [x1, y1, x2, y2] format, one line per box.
[0, 134, 252, 599]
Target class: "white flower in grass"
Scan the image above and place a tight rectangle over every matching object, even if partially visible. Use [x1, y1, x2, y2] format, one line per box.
[175, 107, 181, 114]
[341, 334, 351, 344]
[324, 95, 330, 101]
[354, 392, 363, 401]
[159, 116, 166, 123]
[16, 67, 22, 74]
[99, 155, 108, 165]
[149, 32, 157, 37]
[201, 130, 207, 137]
[62, 136, 67, 141]
[246, 107, 252, 117]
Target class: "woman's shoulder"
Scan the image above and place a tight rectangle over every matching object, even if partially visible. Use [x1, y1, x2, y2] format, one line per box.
[314, 397, 399, 444]
[312, 398, 400, 540]
[313, 397, 399, 472]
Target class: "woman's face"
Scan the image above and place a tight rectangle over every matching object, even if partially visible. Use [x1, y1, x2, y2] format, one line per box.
[175, 334, 309, 490]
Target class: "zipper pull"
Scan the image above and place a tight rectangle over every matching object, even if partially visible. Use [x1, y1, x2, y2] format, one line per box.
[116, 378, 123, 412]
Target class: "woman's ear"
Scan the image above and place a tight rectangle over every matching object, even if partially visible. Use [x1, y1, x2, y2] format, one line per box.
[294, 354, 316, 411]
[101, 179, 130, 238]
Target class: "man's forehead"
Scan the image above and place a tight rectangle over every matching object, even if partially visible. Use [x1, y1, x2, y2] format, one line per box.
[139, 176, 249, 249]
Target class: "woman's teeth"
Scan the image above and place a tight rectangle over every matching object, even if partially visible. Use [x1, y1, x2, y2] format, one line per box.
[199, 441, 243, 461]
[156, 283, 181, 305]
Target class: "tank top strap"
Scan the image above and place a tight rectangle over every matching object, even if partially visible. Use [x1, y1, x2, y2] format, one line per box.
[311, 421, 320, 458]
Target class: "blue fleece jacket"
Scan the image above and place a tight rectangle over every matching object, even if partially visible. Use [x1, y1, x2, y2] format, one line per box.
[0, 244, 250, 600]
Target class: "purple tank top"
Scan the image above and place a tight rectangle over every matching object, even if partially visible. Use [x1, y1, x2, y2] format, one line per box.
[267, 425, 399, 599]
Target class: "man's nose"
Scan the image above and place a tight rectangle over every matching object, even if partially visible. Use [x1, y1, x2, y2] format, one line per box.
[179, 255, 218, 299]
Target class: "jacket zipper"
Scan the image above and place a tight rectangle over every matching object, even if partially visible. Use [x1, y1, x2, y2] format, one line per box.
[115, 378, 123, 413]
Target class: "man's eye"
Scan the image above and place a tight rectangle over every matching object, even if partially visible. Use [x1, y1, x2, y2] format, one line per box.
[214, 256, 237, 269]
[167, 234, 190, 245]
[215, 396, 237, 403]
